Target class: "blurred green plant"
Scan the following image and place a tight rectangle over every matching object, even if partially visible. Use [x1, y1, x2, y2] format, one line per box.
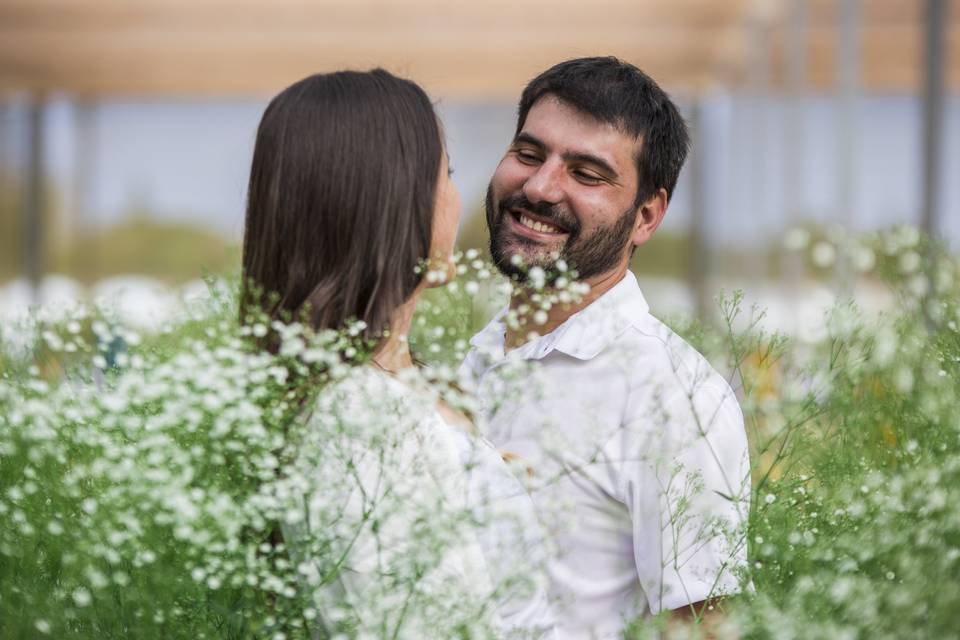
[0, 189, 238, 285]
[0, 169, 21, 281]
[652, 225, 960, 639]
[52, 215, 239, 285]
[2, 225, 959, 639]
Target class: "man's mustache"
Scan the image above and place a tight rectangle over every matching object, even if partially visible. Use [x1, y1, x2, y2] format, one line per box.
[498, 195, 579, 235]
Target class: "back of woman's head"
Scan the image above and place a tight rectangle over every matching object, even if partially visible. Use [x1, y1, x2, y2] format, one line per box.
[241, 69, 442, 344]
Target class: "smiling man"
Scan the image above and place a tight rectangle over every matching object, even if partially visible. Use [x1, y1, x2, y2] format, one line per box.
[461, 58, 751, 638]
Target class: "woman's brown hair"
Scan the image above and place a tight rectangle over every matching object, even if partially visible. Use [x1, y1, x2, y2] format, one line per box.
[240, 69, 443, 344]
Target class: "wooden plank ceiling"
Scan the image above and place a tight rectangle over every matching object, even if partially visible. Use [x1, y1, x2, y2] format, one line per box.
[0, 0, 957, 98]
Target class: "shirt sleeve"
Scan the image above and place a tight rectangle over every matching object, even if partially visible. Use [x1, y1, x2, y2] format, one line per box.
[619, 380, 751, 614]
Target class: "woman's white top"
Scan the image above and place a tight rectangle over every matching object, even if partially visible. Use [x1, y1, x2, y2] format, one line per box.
[286, 366, 556, 639]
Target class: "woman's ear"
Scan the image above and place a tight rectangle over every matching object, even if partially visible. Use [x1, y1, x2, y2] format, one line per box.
[630, 188, 668, 248]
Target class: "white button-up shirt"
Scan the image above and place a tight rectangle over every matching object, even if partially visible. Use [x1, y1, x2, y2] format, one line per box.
[460, 272, 751, 639]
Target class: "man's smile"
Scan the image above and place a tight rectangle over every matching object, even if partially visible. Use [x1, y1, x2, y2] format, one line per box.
[506, 208, 571, 241]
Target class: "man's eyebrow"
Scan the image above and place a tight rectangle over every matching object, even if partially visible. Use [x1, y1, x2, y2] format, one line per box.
[513, 132, 619, 180]
[564, 152, 618, 180]
[513, 132, 546, 150]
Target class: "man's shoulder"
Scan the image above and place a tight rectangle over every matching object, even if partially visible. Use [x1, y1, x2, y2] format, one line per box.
[606, 313, 737, 407]
[610, 311, 717, 371]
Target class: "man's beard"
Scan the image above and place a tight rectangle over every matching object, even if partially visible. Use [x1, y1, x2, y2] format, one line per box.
[485, 185, 637, 281]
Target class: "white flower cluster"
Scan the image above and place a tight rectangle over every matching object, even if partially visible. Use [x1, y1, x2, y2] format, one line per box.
[0, 274, 553, 639]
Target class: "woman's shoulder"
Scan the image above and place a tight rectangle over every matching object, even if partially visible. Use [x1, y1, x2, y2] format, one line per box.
[306, 365, 470, 466]
[308, 366, 432, 426]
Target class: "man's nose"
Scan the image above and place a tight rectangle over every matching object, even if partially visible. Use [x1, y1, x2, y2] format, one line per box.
[522, 159, 564, 205]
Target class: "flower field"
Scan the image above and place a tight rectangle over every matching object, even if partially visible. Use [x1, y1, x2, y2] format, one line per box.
[1, 228, 958, 639]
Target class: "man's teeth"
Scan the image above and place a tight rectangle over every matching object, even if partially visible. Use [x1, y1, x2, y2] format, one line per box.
[519, 214, 562, 234]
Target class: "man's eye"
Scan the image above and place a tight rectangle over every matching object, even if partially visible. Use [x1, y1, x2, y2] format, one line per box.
[574, 171, 603, 185]
[515, 150, 542, 164]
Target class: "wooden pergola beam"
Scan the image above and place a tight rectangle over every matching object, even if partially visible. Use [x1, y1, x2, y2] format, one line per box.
[763, 23, 960, 92]
[0, 0, 955, 96]
[0, 0, 762, 98]
[0, 27, 752, 98]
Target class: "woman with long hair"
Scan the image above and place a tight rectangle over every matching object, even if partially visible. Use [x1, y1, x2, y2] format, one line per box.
[241, 69, 555, 639]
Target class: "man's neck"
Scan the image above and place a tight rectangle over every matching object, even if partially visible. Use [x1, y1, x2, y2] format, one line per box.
[504, 265, 629, 351]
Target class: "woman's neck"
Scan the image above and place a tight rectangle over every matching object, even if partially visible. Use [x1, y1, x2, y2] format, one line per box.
[372, 291, 420, 373]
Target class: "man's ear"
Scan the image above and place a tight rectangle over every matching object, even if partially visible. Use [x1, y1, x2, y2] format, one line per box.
[630, 188, 668, 248]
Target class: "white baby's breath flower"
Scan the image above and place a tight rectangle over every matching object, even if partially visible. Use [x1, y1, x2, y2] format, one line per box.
[894, 366, 915, 393]
[811, 241, 836, 268]
[86, 567, 109, 589]
[850, 244, 876, 272]
[829, 577, 854, 603]
[907, 275, 929, 298]
[897, 225, 920, 248]
[101, 394, 128, 413]
[42, 331, 63, 351]
[783, 227, 811, 251]
[72, 587, 92, 607]
[528, 266, 546, 290]
[899, 251, 921, 274]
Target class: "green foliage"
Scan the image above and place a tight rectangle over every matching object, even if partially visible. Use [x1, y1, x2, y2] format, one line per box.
[2, 226, 960, 638]
[720, 228, 960, 639]
[51, 216, 239, 285]
[0, 170, 21, 280]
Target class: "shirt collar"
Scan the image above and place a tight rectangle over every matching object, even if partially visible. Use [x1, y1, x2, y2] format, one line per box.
[468, 271, 651, 363]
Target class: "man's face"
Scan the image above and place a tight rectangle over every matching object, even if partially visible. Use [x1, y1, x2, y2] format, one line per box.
[486, 96, 642, 281]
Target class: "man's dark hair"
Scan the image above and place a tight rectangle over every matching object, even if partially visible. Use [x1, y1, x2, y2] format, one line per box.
[241, 69, 442, 345]
[516, 56, 689, 207]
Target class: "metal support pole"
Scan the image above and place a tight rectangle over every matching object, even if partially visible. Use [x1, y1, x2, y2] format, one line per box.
[0, 100, 10, 171]
[835, 0, 860, 294]
[23, 96, 45, 304]
[689, 98, 710, 321]
[783, 0, 809, 331]
[920, 0, 947, 242]
[73, 99, 98, 277]
[0, 99, 16, 282]
[748, 20, 772, 281]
